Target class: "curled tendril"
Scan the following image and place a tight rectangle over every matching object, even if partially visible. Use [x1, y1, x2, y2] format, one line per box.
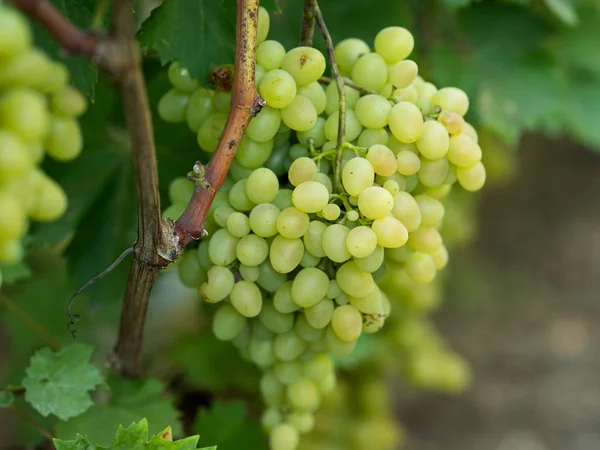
[67, 247, 135, 339]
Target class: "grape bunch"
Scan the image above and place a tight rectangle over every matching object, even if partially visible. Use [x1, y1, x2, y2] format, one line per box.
[158, 6, 485, 450]
[0, 6, 86, 270]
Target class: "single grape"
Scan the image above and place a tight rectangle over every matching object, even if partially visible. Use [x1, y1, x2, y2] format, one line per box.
[396, 150, 421, 176]
[0, 192, 27, 240]
[281, 95, 317, 132]
[197, 112, 228, 152]
[291, 267, 329, 308]
[259, 301, 295, 334]
[371, 216, 409, 248]
[0, 7, 32, 57]
[0, 131, 31, 182]
[288, 157, 317, 186]
[374, 26, 414, 63]
[408, 227, 442, 253]
[324, 109, 363, 142]
[331, 305, 362, 342]
[416, 120, 450, 160]
[388, 102, 423, 143]
[438, 110, 465, 135]
[366, 144, 397, 176]
[277, 207, 310, 239]
[303, 220, 327, 257]
[246, 168, 279, 204]
[334, 38, 370, 74]
[186, 88, 214, 132]
[257, 6, 270, 44]
[342, 157, 375, 196]
[200, 266, 235, 303]
[392, 191, 422, 232]
[213, 304, 247, 341]
[0, 88, 48, 142]
[237, 234, 269, 266]
[274, 331, 307, 361]
[447, 134, 482, 168]
[292, 181, 329, 214]
[336, 261, 375, 297]
[346, 226, 378, 258]
[50, 86, 87, 117]
[322, 203, 341, 221]
[405, 252, 437, 285]
[460, 122, 479, 143]
[325, 82, 360, 115]
[230, 280, 263, 317]
[431, 87, 469, 116]
[28, 175, 67, 222]
[269, 424, 299, 450]
[157, 88, 189, 123]
[418, 157, 449, 188]
[281, 46, 326, 86]
[349, 286, 384, 315]
[208, 228, 239, 265]
[354, 95, 392, 130]
[456, 162, 486, 192]
[273, 188, 294, 210]
[270, 235, 304, 273]
[247, 106, 281, 143]
[258, 260, 288, 293]
[297, 117, 327, 149]
[0, 49, 50, 88]
[249, 203, 280, 237]
[389, 60, 418, 89]
[321, 224, 351, 263]
[357, 128, 389, 148]
[227, 212, 251, 238]
[297, 81, 327, 115]
[287, 378, 320, 411]
[257, 40, 286, 70]
[45, 116, 83, 161]
[358, 186, 394, 220]
[259, 69, 297, 109]
[351, 52, 388, 92]
[236, 135, 274, 169]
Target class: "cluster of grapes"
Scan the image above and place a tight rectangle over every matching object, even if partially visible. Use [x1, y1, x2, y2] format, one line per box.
[0, 6, 86, 274]
[158, 6, 485, 450]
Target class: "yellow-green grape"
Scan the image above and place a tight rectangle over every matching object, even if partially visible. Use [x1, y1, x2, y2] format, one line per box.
[246, 168, 279, 204]
[257, 6, 270, 45]
[334, 38, 370, 73]
[197, 112, 227, 151]
[258, 260, 288, 293]
[200, 266, 235, 303]
[0, 89, 48, 142]
[448, 134, 482, 168]
[416, 81, 437, 103]
[0, 191, 27, 240]
[322, 224, 351, 263]
[427, 184, 452, 199]
[213, 205, 235, 228]
[270, 235, 304, 273]
[350, 288, 384, 316]
[460, 122, 479, 143]
[342, 157, 374, 196]
[389, 60, 418, 89]
[261, 370, 285, 405]
[287, 378, 320, 412]
[0, 131, 31, 182]
[277, 207, 310, 239]
[281, 46, 326, 86]
[177, 249, 205, 287]
[166, 61, 198, 93]
[0, 7, 31, 57]
[50, 86, 87, 118]
[226, 212, 251, 238]
[292, 181, 329, 214]
[388, 101, 423, 144]
[186, 88, 214, 132]
[295, 314, 323, 343]
[357, 128, 389, 148]
[354, 95, 392, 130]
[236, 136, 274, 169]
[358, 186, 393, 220]
[303, 220, 327, 257]
[405, 252, 437, 284]
[240, 264, 260, 282]
[383, 179, 400, 196]
[415, 194, 444, 227]
[371, 216, 408, 248]
[274, 282, 299, 314]
[305, 298, 334, 329]
[396, 149, 421, 176]
[213, 304, 246, 341]
[249, 203, 280, 237]
[29, 174, 67, 222]
[262, 408, 282, 432]
[169, 177, 194, 205]
[281, 95, 317, 132]
[45, 116, 83, 161]
[270, 424, 299, 450]
[228, 179, 255, 211]
[297, 82, 327, 115]
[257, 40, 286, 71]
[208, 228, 239, 265]
[297, 117, 327, 149]
[331, 304, 363, 342]
[0, 240, 23, 264]
[345, 226, 377, 258]
[366, 144, 397, 176]
[157, 88, 189, 123]
[346, 210, 359, 222]
[431, 87, 469, 116]
[393, 85, 419, 104]
[391, 191, 421, 232]
[416, 120, 450, 160]
[325, 82, 360, 115]
[230, 280, 262, 317]
[39, 61, 69, 94]
[354, 245, 384, 273]
[351, 52, 388, 92]
[0, 49, 50, 88]
[247, 105, 281, 143]
[322, 204, 340, 221]
[287, 411, 315, 435]
[431, 244, 449, 270]
[419, 157, 449, 188]
[237, 234, 269, 266]
[438, 110, 465, 135]
[288, 157, 317, 186]
[324, 325, 357, 356]
[274, 331, 307, 361]
[259, 69, 297, 109]
[408, 227, 442, 253]
[324, 109, 363, 142]
[291, 267, 329, 308]
[259, 301, 295, 333]
[336, 260, 374, 297]
[374, 26, 414, 63]
[456, 162, 486, 192]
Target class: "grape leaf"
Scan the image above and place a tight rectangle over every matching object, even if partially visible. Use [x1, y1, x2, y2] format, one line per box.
[193, 401, 266, 450]
[545, 0, 578, 25]
[22, 344, 103, 420]
[55, 377, 183, 447]
[0, 390, 15, 407]
[442, 0, 474, 9]
[138, 0, 236, 82]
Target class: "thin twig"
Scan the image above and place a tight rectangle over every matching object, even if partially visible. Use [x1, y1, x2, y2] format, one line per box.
[0, 293, 61, 351]
[300, 0, 315, 46]
[311, 1, 347, 191]
[318, 76, 378, 96]
[9, 405, 53, 441]
[174, 0, 263, 247]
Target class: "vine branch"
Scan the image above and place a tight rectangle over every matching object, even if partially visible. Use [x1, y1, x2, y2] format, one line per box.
[300, 0, 315, 46]
[173, 0, 263, 247]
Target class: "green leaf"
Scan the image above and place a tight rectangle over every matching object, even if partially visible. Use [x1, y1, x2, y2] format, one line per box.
[0, 390, 15, 407]
[138, 0, 236, 82]
[0, 260, 31, 284]
[194, 401, 266, 450]
[22, 344, 103, 420]
[545, 0, 578, 25]
[442, 0, 473, 9]
[55, 377, 183, 447]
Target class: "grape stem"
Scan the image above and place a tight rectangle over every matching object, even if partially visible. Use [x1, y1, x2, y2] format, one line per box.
[173, 0, 263, 248]
[318, 76, 378, 96]
[300, 0, 315, 46]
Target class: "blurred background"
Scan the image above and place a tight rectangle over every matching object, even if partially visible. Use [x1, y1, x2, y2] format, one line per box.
[2, 0, 600, 449]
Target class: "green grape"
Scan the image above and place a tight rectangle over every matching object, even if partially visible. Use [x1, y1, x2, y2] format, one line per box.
[50, 86, 87, 117]
[292, 181, 329, 214]
[456, 162, 486, 192]
[331, 304, 363, 342]
[336, 261, 375, 297]
[371, 215, 409, 248]
[39, 61, 69, 94]
[162, 203, 186, 220]
[288, 157, 317, 186]
[287, 378, 320, 411]
[415, 195, 445, 227]
[392, 191, 422, 232]
[186, 88, 214, 132]
[197, 240, 212, 270]
[0, 88, 48, 142]
[389, 60, 418, 88]
[438, 110, 465, 135]
[0, 49, 50, 88]
[295, 315, 324, 342]
[261, 371, 284, 405]
[0, 131, 31, 182]
[358, 186, 393, 220]
[177, 250, 206, 288]
[0, 239, 23, 264]
[322, 204, 340, 221]
[257, 40, 286, 70]
[168, 177, 194, 205]
[262, 408, 283, 432]
[227, 212, 251, 238]
[197, 112, 228, 152]
[230, 280, 263, 317]
[277, 207, 310, 239]
[200, 266, 235, 303]
[351, 52, 388, 92]
[396, 149, 421, 176]
[229, 179, 255, 211]
[334, 38, 370, 74]
[249, 203, 280, 237]
[29, 174, 68, 222]
[0, 7, 32, 57]
[448, 134, 482, 168]
[168, 61, 200, 92]
[349, 287, 383, 314]
[250, 337, 276, 368]
[287, 411, 315, 435]
[297, 117, 327, 149]
[247, 106, 282, 143]
[246, 168, 279, 204]
[345, 226, 377, 259]
[354, 94, 392, 130]
[303, 220, 327, 257]
[273, 188, 294, 210]
[266, 144, 290, 177]
[258, 260, 288, 293]
[289, 144, 309, 161]
[325, 82, 360, 115]
[259, 69, 297, 109]
[213, 90, 232, 113]
[418, 157, 449, 188]
[405, 252, 437, 284]
[213, 205, 235, 228]
[427, 184, 452, 199]
[281, 46, 326, 86]
[393, 85, 418, 103]
[305, 298, 334, 329]
[291, 267, 329, 308]
[374, 26, 414, 63]
[274, 281, 300, 314]
[324, 325, 357, 356]
[229, 159, 255, 181]
[256, 63, 267, 87]
[257, 6, 270, 45]
[460, 122, 479, 143]
[237, 234, 269, 266]
[321, 224, 351, 263]
[281, 95, 317, 132]
[416, 81, 437, 102]
[354, 245, 384, 273]
[208, 228, 239, 265]
[213, 304, 247, 341]
[431, 244, 449, 270]
[297, 81, 327, 115]
[0, 192, 27, 240]
[379, 82, 394, 98]
[357, 128, 389, 148]
[240, 264, 260, 282]
[388, 101, 423, 144]
[431, 87, 469, 116]
[274, 331, 307, 361]
[304, 354, 333, 380]
[416, 120, 450, 160]
[270, 235, 304, 273]
[383, 179, 400, 195]
[300, 250, 320, 268]
[236, 135, 274, 169]
[270, 424, 299, 450]
[342, 157, 375, 196]
[324, 109, 363, 142]
[45, 116, 83, 161]
[366, 144, 397, 176]
[157, 88, 189, 123]
[259, 301, 295, 334]
[408, 227, 442, 253]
